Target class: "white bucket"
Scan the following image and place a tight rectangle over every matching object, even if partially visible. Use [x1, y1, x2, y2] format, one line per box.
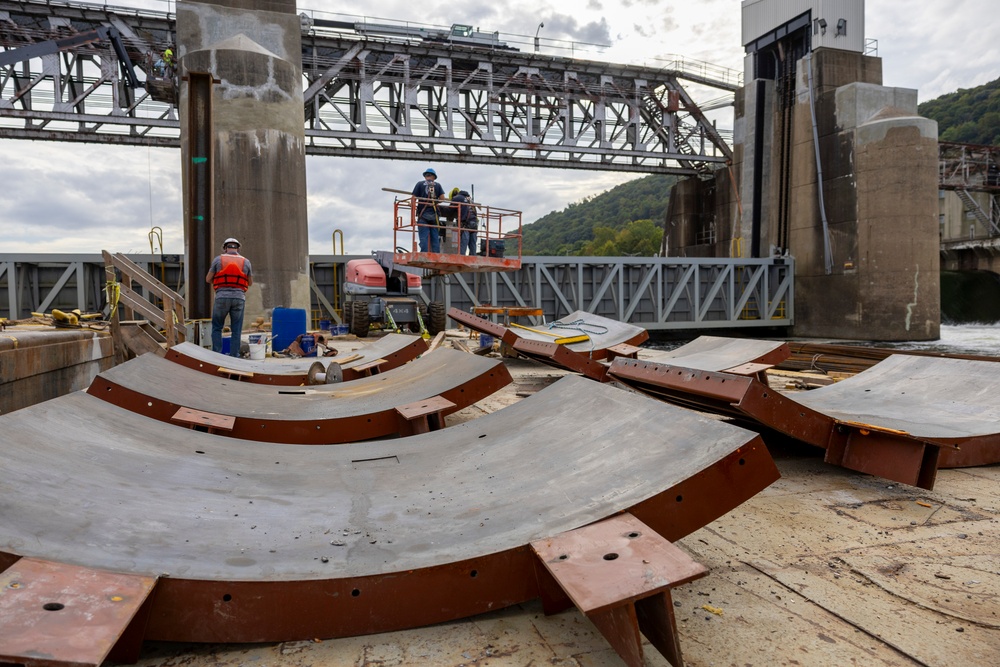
[248, 343, 266, 360]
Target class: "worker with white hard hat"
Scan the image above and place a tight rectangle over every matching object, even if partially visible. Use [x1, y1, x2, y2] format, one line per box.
[205, 237, 254, 357]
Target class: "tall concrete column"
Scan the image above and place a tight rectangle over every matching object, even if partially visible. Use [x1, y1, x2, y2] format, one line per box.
[178, 0, 310, 324]
[787, 51, 939, 340]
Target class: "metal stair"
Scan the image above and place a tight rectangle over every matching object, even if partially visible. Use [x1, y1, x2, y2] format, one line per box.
[955, 188, 1000, 236]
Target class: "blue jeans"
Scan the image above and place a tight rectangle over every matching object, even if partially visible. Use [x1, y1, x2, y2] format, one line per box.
[211, 297, 246, 357]
[418, 222, 441, 253]
[461, 230, 477, 255]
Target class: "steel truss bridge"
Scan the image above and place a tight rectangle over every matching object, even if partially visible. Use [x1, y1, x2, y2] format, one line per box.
[0, 0, 736, 174]
[0, 255, 794, 331]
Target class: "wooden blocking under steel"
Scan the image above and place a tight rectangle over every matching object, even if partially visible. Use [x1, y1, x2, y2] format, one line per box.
[531, 513, 707, 667]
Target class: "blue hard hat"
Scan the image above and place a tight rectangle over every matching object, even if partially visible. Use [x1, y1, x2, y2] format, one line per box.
[423, 167, 437, 177]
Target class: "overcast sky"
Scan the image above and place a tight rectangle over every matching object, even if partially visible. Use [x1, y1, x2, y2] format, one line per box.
[1, 0, 997, 255]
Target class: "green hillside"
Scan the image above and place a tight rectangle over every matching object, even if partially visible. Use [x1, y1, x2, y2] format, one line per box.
[521, 174, 677, 256]
[919, 76, 1000, 146]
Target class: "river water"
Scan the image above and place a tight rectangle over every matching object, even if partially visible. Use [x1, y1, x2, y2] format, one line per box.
[647, 323, 1000, 357]
[876, 323, 1000, 357]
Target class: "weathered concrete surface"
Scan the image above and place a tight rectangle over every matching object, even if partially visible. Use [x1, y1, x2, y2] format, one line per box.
[124, 344, 1000, 666]
[178, 0, 310, 322]
[0, 327, 114, 414]
[789, 56, 940, 341]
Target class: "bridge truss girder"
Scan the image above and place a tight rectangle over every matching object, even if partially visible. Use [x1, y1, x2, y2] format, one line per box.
[302, 38, 733, 174]
[1, 0, 734, 174]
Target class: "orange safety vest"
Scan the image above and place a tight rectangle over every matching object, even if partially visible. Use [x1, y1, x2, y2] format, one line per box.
[213, 254, 250, 291]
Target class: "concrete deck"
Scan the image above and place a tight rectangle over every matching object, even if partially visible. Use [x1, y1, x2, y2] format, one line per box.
[118, 344, 1000, 666]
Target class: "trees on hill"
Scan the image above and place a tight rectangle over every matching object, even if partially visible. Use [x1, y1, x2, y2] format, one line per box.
[520, 174, 676, 256]
[919, 77, 1000, 146]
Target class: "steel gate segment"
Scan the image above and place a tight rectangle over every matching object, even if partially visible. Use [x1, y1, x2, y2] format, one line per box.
[0, 376, 777, 648]
[450, 308, 649, 380]
[88, 348, 512, 444]
[164, 333, 427, 385]
[643, 335, 790, 372]
[787, 355, 1000, 470]
[606, 354, 996, 490]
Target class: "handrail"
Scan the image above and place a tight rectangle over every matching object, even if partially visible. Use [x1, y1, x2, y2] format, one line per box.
[102, 250, 185, 347]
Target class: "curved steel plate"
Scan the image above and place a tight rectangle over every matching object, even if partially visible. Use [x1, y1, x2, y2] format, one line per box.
[0, 376, 777, 643]
[645, 335, 790, 371]
[450, 309, 648, 381]
[608, 354, 998, 489]
[790, 355, 1000, 468]
[165, 334, 427, 385]
[88, 348, 512, 443]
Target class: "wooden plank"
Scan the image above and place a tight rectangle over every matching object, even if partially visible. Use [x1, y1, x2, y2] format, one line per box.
[117, 292, 166, 329]
[106, 253, 184, 304]
[353, 358, 386, 373]
[427, 332, 447, 352]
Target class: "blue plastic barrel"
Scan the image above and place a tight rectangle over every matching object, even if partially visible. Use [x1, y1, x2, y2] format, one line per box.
[272, 307, 306, 353]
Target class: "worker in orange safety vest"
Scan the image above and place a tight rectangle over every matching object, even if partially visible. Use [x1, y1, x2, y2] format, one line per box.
[205, 237, 253, 357]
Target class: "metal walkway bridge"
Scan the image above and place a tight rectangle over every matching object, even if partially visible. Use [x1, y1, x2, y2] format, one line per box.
[0, 0, 737, 174]
[0, 254, 794, 332]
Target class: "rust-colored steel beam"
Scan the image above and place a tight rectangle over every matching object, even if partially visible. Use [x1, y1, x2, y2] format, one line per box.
[0, 377, 778, 650]
[606, 355, 998, 490]
[88, 348, 511, 444]
[164, 333, 427, 385]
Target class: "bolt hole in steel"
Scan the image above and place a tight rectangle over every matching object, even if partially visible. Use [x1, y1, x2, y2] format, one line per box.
[43, 602, 65, 611]
[147, 402, 153, 407]
[603, 553, 619, 561]
[470, 570, 478, 578]
[106, 387, 112, 392]
[762, 392, 769, 398]
[222, 594, 232, 602]
[676, 495, 683, 502]
[351, 589, 361, 597]
[739, 458, 746, 465]
[626, 531, 641, 538]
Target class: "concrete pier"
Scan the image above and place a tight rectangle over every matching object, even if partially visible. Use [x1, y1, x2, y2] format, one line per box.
[178, 0, 310, 323]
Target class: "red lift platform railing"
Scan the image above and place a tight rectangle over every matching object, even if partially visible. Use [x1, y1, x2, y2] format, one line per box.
[386, 190, 523, 274]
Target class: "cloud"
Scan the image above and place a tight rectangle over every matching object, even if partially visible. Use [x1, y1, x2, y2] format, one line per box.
[2, 0, 997, 256]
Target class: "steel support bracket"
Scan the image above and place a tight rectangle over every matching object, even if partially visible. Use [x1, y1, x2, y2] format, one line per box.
[395, 395, 456, 435]
[531, 513, 707, 667]
[0, 557, 158, 667]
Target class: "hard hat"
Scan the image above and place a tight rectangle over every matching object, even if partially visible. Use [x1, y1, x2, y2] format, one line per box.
[222, 237, 241, 249]
[423, 167, 437, 178]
